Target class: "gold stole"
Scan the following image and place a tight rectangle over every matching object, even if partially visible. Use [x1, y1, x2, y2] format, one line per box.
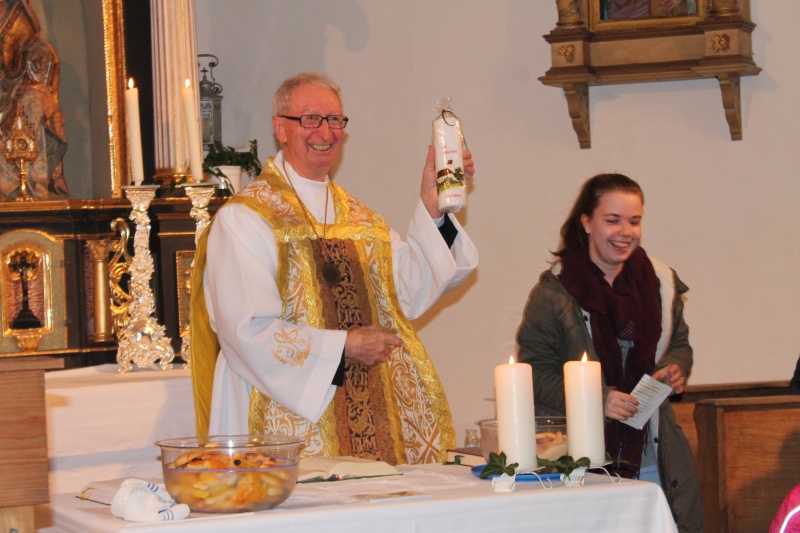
[190, 157, 454, 464]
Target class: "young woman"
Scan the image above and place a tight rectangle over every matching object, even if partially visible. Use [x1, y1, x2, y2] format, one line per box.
[516, 173, 702, 532]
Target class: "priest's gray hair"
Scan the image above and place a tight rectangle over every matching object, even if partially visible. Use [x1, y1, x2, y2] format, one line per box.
[273, 72, 343, 115]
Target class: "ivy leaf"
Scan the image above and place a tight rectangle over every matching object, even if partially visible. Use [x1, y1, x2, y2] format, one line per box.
[443, 455, 464, 466]
[480, 451, 519, 479]
[537, 455, 591, 478]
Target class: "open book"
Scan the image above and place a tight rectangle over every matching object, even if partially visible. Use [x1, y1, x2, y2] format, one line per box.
[297, 456, 400, 482]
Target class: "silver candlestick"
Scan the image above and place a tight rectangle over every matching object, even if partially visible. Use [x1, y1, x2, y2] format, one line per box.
[117, 185, 175, 372]
[179, 183, 217, 367]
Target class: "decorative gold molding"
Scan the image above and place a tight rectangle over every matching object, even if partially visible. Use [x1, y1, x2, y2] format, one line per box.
[102, 0, 129, 198]
[1, 240, 54, 354]
[108, 218, 132, 337]
[712, 33, 731, 53]
[558, 44, 576, 63]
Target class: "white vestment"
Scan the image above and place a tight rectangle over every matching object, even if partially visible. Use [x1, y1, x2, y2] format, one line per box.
[203, 151, 478, 435]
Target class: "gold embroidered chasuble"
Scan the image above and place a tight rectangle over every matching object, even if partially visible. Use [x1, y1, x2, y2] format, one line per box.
[190, 158, 454, 465]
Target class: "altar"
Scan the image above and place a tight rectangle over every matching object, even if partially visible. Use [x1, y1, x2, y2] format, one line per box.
[34, 364, 679, 533]
[38, 466, 677, 533]
[43, 364, 196, 495]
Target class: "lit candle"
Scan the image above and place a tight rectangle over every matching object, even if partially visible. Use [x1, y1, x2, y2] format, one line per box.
[181, 79, 204, 182]
[494, 355, 536, 472]
[125, 78, 144, 186]
[563, 352, 606, 464]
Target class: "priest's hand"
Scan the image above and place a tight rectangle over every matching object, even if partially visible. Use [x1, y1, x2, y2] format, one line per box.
[344, 325, 402, 366]
[420, 145, 474, 219]
[604, 390, 639, 421]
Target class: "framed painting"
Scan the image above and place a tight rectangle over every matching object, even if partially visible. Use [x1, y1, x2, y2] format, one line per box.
[589, 0, 707, 31]
[542, 0, 759, 148]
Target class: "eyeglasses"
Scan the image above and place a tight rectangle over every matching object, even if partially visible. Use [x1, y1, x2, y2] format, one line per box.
[279, 114, 349, 129]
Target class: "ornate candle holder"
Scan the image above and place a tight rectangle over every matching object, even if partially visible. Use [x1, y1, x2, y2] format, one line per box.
[3, 107, 38, 202]
[117, 185, 174, 372]
[178, 182, 216, 367]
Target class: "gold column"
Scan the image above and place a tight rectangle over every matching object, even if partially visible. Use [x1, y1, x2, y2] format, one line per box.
[150, 0, 202, 183]
[710, 0, 739, 16]
[86, 240, 114, 343]
[555, 0, 583, 28]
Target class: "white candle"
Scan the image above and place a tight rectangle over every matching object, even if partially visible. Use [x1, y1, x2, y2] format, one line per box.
[125, 78, 144, 186]
[494, 355, 536, 472]
[563, 352, 606, 464]
[181, 79, 204, 182]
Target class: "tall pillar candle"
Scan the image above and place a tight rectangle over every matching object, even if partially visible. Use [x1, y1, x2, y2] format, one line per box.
[125, 78, 144, 186]
[181, 79, 204, 182]
[494, 355, 536, 471]
[563, 352, 606, 464]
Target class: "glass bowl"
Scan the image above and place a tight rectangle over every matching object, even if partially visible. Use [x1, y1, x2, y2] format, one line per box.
[476, 417, 568, 462]
[155, 435, 304, 513]
[534, 416, 568, 461]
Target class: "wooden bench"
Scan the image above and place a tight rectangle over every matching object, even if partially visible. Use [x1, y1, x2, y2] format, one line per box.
[671, 381, 791, 459]
[669, 382, 798, 533]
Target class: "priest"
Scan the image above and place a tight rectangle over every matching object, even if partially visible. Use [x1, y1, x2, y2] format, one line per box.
[190, 71, 478, 465]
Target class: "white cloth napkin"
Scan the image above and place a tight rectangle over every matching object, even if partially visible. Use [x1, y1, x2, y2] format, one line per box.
[110, 478, 190, 522]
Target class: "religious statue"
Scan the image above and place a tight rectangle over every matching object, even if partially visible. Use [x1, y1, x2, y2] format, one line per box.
[0, 0, 68, 200]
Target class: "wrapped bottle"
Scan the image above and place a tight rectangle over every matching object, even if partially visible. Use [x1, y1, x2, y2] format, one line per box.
[432, 98, 467, 213]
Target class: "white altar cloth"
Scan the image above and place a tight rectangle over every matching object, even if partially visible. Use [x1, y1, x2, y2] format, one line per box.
[45, 364, 196, 494]
[36, 465, 678, 533]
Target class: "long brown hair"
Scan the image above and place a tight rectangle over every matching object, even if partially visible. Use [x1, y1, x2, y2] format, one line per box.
[553, 173, 643, 259]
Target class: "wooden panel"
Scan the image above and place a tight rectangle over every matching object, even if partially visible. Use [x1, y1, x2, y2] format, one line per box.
[694, 396, 800, 533]
[0, 506, 34, 533]
[0, 357, 63, 508]
[671, 380, 791, 460]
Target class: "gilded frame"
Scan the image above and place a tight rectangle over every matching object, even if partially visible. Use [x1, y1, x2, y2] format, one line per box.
[589, 0, 708, 32]
[0, 230, 67, 354]
[175, 250, 195, 333]
[102, 0, 128, 199]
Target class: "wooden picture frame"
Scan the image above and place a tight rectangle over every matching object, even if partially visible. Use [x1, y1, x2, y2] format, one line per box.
[589, 0, 707, 32]
[540, 0, 760, 148]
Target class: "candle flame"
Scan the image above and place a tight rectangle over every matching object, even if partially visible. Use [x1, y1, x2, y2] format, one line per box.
[581, 352, 588, 362]
[184, 78, 191, 88]
[508, 355, 515, 365]
[127, 78, 134, 90]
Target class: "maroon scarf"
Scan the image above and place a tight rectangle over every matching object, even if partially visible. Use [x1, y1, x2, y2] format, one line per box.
[558, 246, 662, 478]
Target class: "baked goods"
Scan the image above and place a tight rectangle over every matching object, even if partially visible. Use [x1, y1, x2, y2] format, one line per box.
[156, 435, 303, 513]
[163, 447, 297, 512]
[536, 430, 569, 461]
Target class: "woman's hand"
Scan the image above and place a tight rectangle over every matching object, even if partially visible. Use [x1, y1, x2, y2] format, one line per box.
[652, 364, 687, 394]
[604, 390, 639, 421]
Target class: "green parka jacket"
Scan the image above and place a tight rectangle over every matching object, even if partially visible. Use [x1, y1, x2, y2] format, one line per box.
[516, 258, 703, 533]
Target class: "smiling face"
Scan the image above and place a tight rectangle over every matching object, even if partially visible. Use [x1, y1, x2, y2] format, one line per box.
[580, 191, 643, 284]
[272, 83, 343, 182]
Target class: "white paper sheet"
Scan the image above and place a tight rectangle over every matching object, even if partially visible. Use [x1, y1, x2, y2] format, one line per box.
[620, 374, 673, 430]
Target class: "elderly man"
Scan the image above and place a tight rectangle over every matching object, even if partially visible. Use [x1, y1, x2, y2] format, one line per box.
[191, 72, 478, 465]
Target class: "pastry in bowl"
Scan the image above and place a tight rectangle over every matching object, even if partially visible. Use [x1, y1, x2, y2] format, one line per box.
[156, 435, 304, 513]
